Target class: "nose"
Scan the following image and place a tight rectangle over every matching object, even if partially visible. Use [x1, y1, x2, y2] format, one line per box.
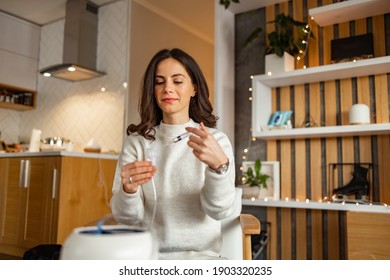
[163, 80, 174, 93]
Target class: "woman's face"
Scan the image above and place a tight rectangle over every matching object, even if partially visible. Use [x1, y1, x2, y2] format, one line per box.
[154, 58, 196, 124]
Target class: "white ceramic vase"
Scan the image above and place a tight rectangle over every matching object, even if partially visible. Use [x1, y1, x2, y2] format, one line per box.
[242, 185, 260, 199]
[265, 52, 294, 75]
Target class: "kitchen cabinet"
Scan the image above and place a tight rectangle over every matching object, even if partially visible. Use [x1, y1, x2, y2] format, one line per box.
[0, 83, 36, 111]
[0, 153, 117, 257]
[0, 12, 40, 91]
[0, 156, 59, 256]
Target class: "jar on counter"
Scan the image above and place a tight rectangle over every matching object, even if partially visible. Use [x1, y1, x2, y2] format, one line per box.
[23, 92, 33, 106]
[0, 90, 5, 102]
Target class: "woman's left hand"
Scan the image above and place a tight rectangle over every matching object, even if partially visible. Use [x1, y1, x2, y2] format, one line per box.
[185, 122, 228, 170]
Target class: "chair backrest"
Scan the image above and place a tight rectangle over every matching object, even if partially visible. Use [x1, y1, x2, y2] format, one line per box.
[220, 187, 243, 260]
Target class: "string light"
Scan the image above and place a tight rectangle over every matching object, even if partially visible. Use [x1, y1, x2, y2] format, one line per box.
[239, 75, 258, 176]
[295, 17, 314, 68]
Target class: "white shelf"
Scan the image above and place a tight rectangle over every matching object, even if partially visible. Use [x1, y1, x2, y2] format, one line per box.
[253, 123, 390, 139]
[253, 56, 390, 88]
[309, 0, 390, 27]
[242, 198, 390, 214]
[251, 56, 390, 138]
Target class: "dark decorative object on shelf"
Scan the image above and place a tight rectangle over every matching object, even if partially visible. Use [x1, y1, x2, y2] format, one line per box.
[331, 33, 374, 63]
[328, 163, 373, 203]
[301, 113, 319, 128]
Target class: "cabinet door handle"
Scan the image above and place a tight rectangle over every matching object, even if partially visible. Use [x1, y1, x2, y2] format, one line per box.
[52, 168, 57, 199]
[24, 160, 30, 188]
[19, 160, 25, 188]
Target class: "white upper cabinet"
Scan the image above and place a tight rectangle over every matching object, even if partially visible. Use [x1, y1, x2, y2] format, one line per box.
[0, 12, 40, 90]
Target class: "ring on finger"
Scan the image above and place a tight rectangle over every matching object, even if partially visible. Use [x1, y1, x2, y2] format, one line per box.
[129, 176, 133, 184]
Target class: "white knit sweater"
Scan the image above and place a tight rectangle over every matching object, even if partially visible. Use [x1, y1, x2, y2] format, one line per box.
[110, 119, 236, 259]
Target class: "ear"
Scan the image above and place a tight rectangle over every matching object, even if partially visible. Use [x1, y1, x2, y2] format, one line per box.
[192, 85, 197, 97]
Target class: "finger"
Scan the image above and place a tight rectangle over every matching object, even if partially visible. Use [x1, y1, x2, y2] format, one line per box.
[122, 167, 157, 194]
[199, 122, 208, 133]
[185, 126, 207, 139]
[127, 167, 157, 184]
[121, 162, 156, 183]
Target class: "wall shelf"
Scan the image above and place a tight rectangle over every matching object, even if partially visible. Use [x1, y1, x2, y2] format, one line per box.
[309, 0, 390, 27]
[242, 198, 390, 214]
[0, 83, 36, 111]
[253, 123, 390, 140]
[251, 56, 390, 139]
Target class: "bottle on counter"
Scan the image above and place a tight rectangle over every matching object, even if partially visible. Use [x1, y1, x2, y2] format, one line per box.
[0, 131, 6, 152]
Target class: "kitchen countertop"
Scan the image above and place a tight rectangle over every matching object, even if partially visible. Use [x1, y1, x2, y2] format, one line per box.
[0, 150, 119, 160]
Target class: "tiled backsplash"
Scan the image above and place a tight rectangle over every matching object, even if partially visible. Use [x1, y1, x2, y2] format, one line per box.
[0, 0, 128, 153]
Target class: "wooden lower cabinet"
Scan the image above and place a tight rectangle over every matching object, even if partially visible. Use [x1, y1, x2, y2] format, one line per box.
[347, 212, 390, 260]
[0, 155, 117, 258]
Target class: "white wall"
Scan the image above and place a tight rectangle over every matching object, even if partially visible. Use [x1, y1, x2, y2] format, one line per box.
[214, 1, 235, 147]
[126, 0, 214, 129]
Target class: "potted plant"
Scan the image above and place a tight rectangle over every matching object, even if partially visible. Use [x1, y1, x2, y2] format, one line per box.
[219, 0, 239, 9]
[241, 160, 270, 199]
[245, 13, 315, 73]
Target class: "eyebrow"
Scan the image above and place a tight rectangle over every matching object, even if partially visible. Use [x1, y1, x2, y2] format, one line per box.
[155, 73, 187, 79]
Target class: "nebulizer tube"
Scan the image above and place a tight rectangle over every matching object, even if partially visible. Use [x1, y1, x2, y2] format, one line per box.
[146, 147, 158, 227]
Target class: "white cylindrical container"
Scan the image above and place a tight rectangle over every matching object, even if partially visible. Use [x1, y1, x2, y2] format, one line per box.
[349, 104, 370, 124]
[28, 129, 41, 152]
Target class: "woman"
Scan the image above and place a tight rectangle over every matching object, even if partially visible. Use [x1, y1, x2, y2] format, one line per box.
[110, 48, 236, 260]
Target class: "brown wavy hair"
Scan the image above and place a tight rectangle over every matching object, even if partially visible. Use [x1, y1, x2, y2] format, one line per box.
[127, 48, 217, 140]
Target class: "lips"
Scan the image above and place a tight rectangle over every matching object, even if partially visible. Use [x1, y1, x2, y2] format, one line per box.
[162, 98, 178, 104]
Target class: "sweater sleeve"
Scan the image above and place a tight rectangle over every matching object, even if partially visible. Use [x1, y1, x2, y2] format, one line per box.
[200, 130, 236, 220]
[110, 136, 145, 224]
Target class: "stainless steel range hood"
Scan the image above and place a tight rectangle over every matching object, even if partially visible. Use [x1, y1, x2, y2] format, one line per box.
[40, 0, 105, 81]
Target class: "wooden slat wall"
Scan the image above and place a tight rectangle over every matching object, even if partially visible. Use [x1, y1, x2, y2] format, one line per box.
[263, 0, 390, 260]
[347, 212, 390, 259]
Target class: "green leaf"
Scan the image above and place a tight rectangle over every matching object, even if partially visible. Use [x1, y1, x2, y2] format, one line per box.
[254, 160, 261, 175]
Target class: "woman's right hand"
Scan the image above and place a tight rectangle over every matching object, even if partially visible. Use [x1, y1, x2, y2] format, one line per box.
[121, 161, 157, 194]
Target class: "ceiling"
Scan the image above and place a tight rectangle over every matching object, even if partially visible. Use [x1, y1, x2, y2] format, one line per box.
[0, 0, 214, 42]
[0, 0, 286, 44]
